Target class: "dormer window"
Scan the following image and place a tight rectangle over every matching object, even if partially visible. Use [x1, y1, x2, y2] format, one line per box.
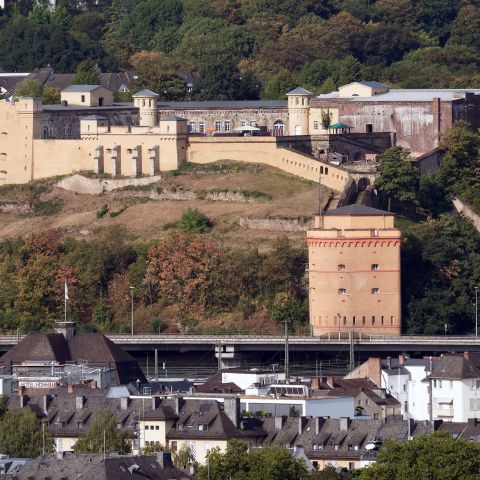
[77, 422, 84, 429]
[334, 444, 339, 451]
[198, 424, 208, 431]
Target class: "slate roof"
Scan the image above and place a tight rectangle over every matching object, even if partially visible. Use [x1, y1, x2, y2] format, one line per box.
[0, 332, 146, 385]
[62, 85, 103, 93]
[430, 354, 480, 380]
[356, 81, 390, 89]
[286, 87, 313, 95]
[132, 89, 159, 97]
[167, 399, 264, 441]
[14, 453, 190, 480]
[321, 204, 394, 216]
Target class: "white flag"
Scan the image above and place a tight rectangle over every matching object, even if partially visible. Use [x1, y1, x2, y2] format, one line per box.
[65, 280, 69, 301]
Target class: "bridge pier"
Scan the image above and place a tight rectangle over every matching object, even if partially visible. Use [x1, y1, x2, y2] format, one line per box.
[215, 344, 247, 369]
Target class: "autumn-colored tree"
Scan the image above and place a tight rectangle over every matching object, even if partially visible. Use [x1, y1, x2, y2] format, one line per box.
[144, 231, 222, 314]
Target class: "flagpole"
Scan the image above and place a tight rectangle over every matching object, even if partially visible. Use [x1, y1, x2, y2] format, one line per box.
[64, 280, 67, 322]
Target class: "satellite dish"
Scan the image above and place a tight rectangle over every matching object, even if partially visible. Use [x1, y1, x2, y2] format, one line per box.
[365, 443, 376, 450]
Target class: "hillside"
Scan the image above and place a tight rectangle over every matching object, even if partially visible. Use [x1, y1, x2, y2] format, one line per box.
[1, 1, 480, 101]
[0, 162, 330, 250]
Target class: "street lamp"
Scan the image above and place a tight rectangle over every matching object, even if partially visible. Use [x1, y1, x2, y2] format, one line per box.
[130, 286, 135, 335]
[475, 286, 478, 338]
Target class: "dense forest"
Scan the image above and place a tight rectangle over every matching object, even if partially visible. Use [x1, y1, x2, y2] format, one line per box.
[1, 0, 480, 100]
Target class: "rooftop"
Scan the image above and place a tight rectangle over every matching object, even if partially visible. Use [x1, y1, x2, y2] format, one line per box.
[61, 85, 104, 93]
[317, 88, 480, 102]
[321, 204, 394, 216]
[132, 89, 159, 98]
[286, 87, 313, 95]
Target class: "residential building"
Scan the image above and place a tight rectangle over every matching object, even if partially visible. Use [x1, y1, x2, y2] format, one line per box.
[307, 204, 402, 336]
[14, 452, 190, 480]
[0, 322, 146, 387]
[0, 456, 32, 476]
[311, 377, 401, 419]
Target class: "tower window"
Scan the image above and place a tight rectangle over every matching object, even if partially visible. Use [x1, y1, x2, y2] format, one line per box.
[313, 120, 319, 130]
[371, 288, 380, 294]
[371, 264, 379, 270]
[372, 316, 375, 324]
[338, 288, 347, 295]
[338, 264, 346, 271]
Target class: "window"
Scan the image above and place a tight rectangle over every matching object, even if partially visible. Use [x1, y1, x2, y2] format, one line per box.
[371, 264, 379, 270]
[313, 120, 319, 130]
[188, 122, 195, 133]
[81, 95, 85, 103]
[250, 121, 257, 127]
[224, 121, 231, 132]
[349, 462, 355, 470]
[155, 425, 159, 430]
[338, 264, 346, 271]
[334, 444, 339, 451]
[366, 124, 373, 133]
[472, 380, 480, 389]
[170, 441, 177, 452]
[372, 316, 375, 324]
[199, 122, 205, 134]
[241, 120, 247, 127]
[348, 445, 353, 451]
[338, 288, 347, 295]
[214, 121, 222, 132]
[371, 288, 380, 294]
[371, 229, 379, 237]
[145, 425, 149, 430]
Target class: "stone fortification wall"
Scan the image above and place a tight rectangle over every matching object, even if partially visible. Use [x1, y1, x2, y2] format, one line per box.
[238, 216, 314, 232]
[57, 174, 162, 195]
[187, 137, 349, 192]
[40, 107, 137, 139]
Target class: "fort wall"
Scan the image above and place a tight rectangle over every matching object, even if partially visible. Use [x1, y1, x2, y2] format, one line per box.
[187, 137, 349, 191]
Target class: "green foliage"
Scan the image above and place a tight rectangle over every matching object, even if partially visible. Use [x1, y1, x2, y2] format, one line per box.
[96, 204, 109, 218]
[358, 431, 480, 480]
[321, 110, 332, 130]
[73, 409, 130, 454]
[14, 79, 43, 98]
[374, 147, 420, 213]
[176, 208, 212, 233]
[196, 440, 308, 480]
[0, 411, 53, 457]
[41, 86, 61, 105]
[109, 206, 128, 217]
[72, 59, 100, 85]
[33, 198, 64, 216]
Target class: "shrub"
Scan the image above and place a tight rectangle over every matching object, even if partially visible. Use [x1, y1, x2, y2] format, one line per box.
[96, 204, 109, 218]
[109, 206, 127, 217]
[33, 198, 63, 216]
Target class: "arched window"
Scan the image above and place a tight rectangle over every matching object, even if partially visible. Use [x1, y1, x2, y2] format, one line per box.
[338, 288, 347, 295]
[337, 264, 346, 271]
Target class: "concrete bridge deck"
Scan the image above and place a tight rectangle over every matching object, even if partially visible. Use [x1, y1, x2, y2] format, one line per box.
[1, 333, 480, 354]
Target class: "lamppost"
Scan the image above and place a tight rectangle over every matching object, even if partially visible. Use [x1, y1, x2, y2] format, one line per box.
[475, 286, 478, 338]
[130, 286, 135, 335]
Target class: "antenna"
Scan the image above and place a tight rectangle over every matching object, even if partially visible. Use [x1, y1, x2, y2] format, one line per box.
[318, 163, 323, 216]
[284, 320, 290, 384]
[103, 429, 106, 460]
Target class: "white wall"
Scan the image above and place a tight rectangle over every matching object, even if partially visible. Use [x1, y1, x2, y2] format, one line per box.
[407, 366, 431, 421]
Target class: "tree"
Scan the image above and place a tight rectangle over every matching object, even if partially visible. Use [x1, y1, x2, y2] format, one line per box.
[195, 440, 308, 480]
[192, 62, 243, 101]
[73, 409, 130, 454]
[144, 232, 222, 313]
[72, 59, 100, 85]
[374, 146, 420, 213]
[321, 110, 331, 130]
[0, 411, 53, 457]
[14, 79, 43, 98]
[41, 86, 61, 105]
[359, 431, 480, 480]
[176, 208, 212, 233]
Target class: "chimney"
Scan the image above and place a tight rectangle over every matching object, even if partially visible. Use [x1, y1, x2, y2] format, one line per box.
[339, 417, 350, 431]
[464, 351, 470, 361]
[386, 356, 392, 369]
[315, 417, 321, 435]
[120, 397, 130, 410]
[152, 397, 160, 410]
[367, 357, 382, 386]
[90, 380, 97, 389]
[274, 416, 284, 430]
[311, 377, 320, 390]
[55, 321, 77, 340]
[41, 395, 51, 414]
[19, 394, 29, 408]
[67, 384, 74, 394]
[156, 451, 173, 469]
[224, 397, 240, 428]
[173, 397, 183, 415]
[399, 354, 406, 365]
[76, 396, 85, 410]
[327, 376, 334, 388]
[298, 417, 307, 435]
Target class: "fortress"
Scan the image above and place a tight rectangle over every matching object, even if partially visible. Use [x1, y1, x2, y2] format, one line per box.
[2, 80, 480, 188]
